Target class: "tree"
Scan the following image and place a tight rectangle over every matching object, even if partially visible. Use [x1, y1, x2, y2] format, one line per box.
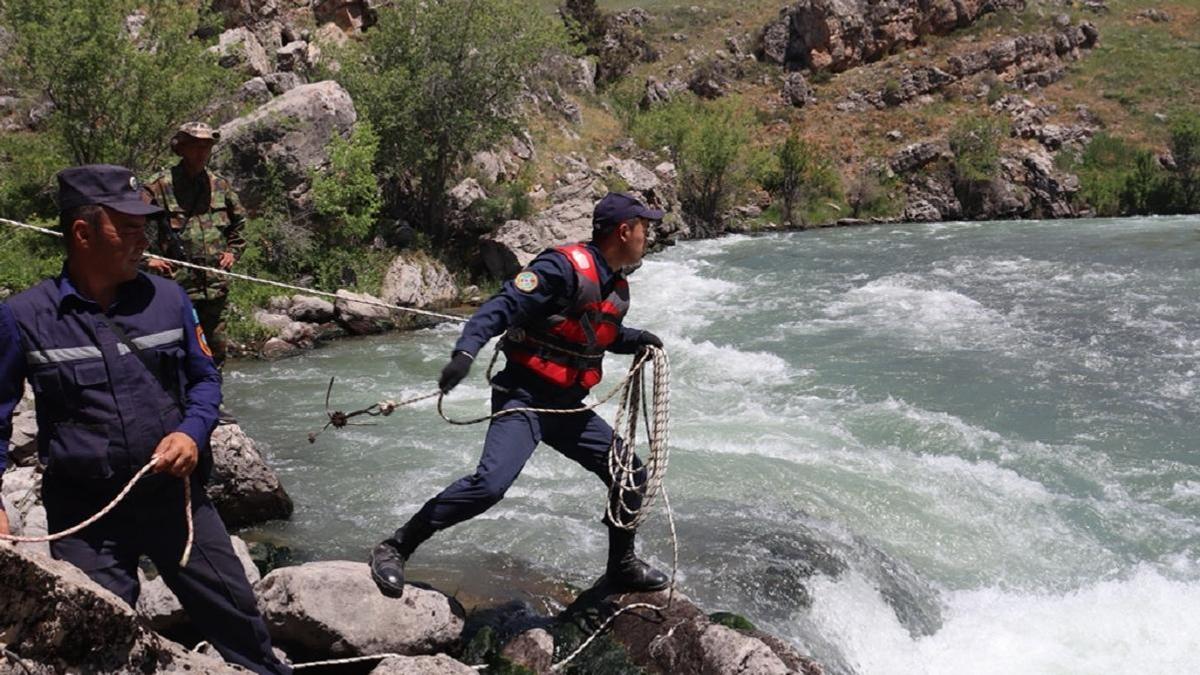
[676, 102, 749, 232]
[760, 134, 840, 228]
[338, 0, 566, 243]
[1168, 112, 1200, 212]
[0, 0, 229, 176]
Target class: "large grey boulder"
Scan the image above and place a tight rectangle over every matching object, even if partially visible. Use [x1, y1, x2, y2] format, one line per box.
[334, 289, 394, 335]
[137, 536, 261, 635]
[210, 27, 272, 77]
[479, 198, 593, 279]
[380, 254, 458, 312]
[0, 544, 246, 673]
[207, 423, 294, 528]
[215, 81, 357, 219]
[370, 654, 477, 674]
[287, 295, 336, 323]
[256, 561, 465, 658]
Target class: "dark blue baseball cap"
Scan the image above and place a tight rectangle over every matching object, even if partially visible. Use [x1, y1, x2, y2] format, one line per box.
[593, 192, 664, 236]
[57, 164, 162, 216]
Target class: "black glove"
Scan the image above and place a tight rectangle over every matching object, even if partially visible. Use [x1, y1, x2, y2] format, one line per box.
[638, 330, 664, 350]
[438, 351, 474, 393]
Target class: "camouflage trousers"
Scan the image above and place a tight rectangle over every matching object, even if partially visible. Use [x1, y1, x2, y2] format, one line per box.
[193, 295, 229, 369]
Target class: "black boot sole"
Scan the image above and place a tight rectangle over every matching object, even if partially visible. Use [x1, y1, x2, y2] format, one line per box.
[604, 574, 671, 593]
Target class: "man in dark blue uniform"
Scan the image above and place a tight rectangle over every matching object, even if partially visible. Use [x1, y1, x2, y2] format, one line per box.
[369, 192, 669, 598]
[0, 165, 289, 675]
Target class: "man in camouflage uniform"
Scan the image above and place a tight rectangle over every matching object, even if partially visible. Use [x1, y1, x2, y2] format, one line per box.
[144, 122, 245, 368]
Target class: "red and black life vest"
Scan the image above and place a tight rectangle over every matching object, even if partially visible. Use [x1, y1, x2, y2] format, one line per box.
[504, 244, 630, 390]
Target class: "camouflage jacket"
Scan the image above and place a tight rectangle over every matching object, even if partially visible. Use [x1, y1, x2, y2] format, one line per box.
[143, 164, 246, 300]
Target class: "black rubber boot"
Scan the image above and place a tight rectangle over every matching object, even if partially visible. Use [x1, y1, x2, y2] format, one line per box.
[606, 526, 669, 592]
[369, 517, 435, 598]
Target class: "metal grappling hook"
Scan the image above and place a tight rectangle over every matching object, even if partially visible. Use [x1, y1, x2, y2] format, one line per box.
[307, 377, 401, 444]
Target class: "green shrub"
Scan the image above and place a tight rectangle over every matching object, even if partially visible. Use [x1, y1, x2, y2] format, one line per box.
[0, 0, 230, 174]
[759, 133, 841, 228]
[311, 121, 382, 247]
[338, 0, 566, 243]
[1168, 111, 1200, 211]
[0, 223, 64, 295]
[949, 114, 1009, 183]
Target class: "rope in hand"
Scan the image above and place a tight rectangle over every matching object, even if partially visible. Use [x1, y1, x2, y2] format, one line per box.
[0, 217, 470, 325]
[0, 457, 195, 568]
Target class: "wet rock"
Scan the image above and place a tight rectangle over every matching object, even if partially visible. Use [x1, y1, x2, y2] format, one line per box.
[287, 295, 336, 324]
[334, 289, 394, 335]
[379, 254, 458, 313]
[207, 423, 294, 528]
[255, 561, 465, 659]
[215, 81, 357, 221]
[369, 654, 476, 674]
[0, 545, 244, 673]
[211, 27, 272, 77]
[562, 584, 822, 675]
[500, 628, 554, 674]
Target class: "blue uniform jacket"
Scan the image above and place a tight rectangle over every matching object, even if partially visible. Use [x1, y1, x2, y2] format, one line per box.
[454, 242, 650, 399]
[0, 271, 221, 498]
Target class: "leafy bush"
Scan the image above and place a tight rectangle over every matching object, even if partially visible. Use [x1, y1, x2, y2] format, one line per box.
[0, 224, 64, 296]
[338, 0, 566, 243]
[949, 115, 1009, 183]
[311, 121, 382, 247]
[1169, 112, 1200, 212]
[759, 134, 842, 227]
[0, 0, 229, 175]
[1069, 133, 1174, 216]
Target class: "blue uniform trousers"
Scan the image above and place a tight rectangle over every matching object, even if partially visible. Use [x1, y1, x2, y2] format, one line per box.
[414, 377, 646, 531]
[44, 477, 290, 675]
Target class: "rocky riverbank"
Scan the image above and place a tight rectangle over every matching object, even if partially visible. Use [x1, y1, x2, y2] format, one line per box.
[0, 390, 827, 674]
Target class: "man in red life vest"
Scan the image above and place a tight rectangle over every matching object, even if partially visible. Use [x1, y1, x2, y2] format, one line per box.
[369, 192, 668, 598]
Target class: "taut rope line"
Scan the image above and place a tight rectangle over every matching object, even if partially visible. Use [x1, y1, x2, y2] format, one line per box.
[0, 217, 470, 324]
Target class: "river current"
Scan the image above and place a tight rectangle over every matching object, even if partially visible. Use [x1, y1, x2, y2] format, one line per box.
[227, 216, 1200, 674]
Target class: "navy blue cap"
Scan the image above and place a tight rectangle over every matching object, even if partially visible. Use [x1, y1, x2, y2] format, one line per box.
[593, 192, 664, 235]
[57, 164, 162, 216]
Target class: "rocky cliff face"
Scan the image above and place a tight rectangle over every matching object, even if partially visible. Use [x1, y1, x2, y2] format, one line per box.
[759, 0, 1027, 72]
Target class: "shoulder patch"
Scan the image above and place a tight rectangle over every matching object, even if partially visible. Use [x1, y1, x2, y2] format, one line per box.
[514, 271, 540, 293]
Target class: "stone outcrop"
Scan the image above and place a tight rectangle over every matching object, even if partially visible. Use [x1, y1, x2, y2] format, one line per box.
[287, 294, 336, 324]
[0, 465, 49, 558]
[334, 289, 395, 335]
[759, 0, 1027, 72]
[214, 81, 357, 219]
[553, 584, 823, 675]
[255, 561, 465, 659]
[207, 423, 294, 527]
[369, 654, 476, 675]
[783, 71, 815, 107]
[211, 27, 272, 77]
[0, 544, 245, 673]
[849, 23, 1099, 109]
[379, 254, 458, 317]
